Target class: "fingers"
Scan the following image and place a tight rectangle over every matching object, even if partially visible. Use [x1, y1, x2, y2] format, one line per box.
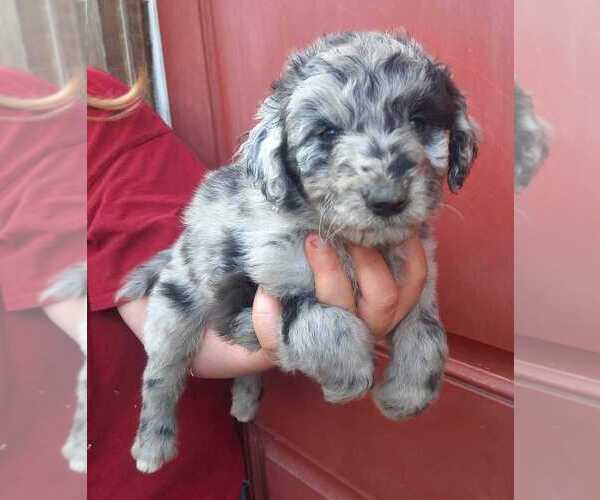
[348, 244, 400, 338]
[348, 235, 427, 338]
[252, 287, 283, 355]
[393, 236, 428, 326]
[304, 234, 356, 313]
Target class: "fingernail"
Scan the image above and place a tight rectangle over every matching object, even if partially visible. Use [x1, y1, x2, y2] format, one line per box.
[306, 233, 327, 249]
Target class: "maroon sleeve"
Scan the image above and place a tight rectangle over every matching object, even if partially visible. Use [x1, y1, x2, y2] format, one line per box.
[87, 68, 207, 311]
[0, 68, 85, 311]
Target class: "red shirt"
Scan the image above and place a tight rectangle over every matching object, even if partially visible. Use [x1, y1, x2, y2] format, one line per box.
[87, 68, 243, 500]
[0, 68, 86, 499]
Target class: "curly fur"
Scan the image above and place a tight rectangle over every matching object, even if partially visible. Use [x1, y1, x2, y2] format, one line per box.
[118, 31, 479, 473]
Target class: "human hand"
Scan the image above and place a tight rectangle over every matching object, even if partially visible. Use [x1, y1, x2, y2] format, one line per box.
[252, 233, 428, 360]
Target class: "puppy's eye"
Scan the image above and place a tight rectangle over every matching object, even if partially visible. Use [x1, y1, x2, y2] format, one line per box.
[409, 115, 427, 131]
[319, 127, 340, 139]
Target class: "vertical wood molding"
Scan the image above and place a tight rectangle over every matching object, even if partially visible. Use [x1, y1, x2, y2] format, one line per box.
[244, 425, 268, 500]
[196, 0, 231, 166]
[157, 0, 225, 166]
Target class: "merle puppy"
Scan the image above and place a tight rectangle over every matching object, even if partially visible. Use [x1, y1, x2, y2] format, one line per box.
[118, 31, 479, 473]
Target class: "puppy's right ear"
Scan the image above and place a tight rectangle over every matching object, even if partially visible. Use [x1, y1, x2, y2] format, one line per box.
[238, 104, 290, 207]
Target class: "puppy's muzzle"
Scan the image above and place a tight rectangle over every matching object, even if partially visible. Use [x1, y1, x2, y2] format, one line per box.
[363, 186, 408, 217]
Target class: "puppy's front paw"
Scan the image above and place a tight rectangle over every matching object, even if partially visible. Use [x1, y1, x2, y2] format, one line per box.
[131, 423, 177, 473]
[373, 370, 442, 420]
[62, 438, 87, 473]
[230, 374, 262, 422]
[322, 363, 374, 404]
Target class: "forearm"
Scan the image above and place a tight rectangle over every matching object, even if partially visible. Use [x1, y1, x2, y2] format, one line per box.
[43, 297, 87, 351]
[118, 298, 276, 378]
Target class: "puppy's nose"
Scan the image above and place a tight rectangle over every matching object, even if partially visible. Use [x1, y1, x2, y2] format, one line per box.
[364, 190, 408, 217]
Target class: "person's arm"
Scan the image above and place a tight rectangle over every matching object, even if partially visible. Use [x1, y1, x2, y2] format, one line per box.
[43, 298, 87, 349]
[118, 297, 276, 378]
[119, 234, 427, 379]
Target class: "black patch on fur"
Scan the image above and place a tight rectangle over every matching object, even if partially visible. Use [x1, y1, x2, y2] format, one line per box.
[388, 152, 416, 179]
[381, 52, 411, 79]
[156, 425, 175, 437]
[159, 281, 195, 313]
[144, 378, 161, 389]
[222, 230, 245, 273]
[427, 370, 442, 393]
[145, 272, 160, 296]
[280, 293, 315, 344]
[209, 272, 258, 341]
[419, 308, 443, 339]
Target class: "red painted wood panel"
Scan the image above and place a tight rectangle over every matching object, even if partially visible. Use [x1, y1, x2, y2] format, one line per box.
[515, 0, 600, 354]
[515, 1, 600, 498]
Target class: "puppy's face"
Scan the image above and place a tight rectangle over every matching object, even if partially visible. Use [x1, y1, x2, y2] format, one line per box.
[244, 32, 479, 245]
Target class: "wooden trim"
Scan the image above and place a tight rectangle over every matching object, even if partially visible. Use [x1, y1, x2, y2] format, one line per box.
[515, 360, 600, 406]
[196, 0, 231, 166]
[515, 336, 600, 406]
[251, 424, 374, 500]
[244, 424, 268, 500]
[375, 333, 514, 404]
[445, 358, 513, 402]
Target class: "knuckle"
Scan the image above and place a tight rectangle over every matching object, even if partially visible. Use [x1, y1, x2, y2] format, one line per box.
[376, 289, 399, 312]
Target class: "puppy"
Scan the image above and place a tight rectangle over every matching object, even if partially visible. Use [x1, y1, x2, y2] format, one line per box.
[117, 31, 479, 473]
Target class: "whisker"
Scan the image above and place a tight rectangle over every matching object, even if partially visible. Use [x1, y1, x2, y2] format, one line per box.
[440, 202, 465, 221]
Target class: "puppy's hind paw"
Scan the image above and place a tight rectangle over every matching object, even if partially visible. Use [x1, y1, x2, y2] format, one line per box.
[230, 397, 260, 423]
[131, 429, 177, 474]
[230, 374, 262, 422]
[62, 436, 87, 473]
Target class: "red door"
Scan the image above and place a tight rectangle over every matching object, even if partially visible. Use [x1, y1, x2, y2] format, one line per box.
[515, 1, 600, 498]
[158, 1, 513, 498]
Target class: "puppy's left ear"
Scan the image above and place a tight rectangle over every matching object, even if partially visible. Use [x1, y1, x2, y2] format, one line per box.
[435, 64, 479, 192]
[448, 102, 479, 193]
[241, 110, 290, 206]
[448, 106, 479, 193]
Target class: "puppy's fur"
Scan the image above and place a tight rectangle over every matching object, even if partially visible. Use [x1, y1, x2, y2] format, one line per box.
[117, 31, 479, 473]
[514, 84, 549, 192]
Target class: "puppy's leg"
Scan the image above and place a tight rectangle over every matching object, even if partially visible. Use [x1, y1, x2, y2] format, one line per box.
[373, 290, 447, 420]
[62, 358, 87, 473]
[278, 296, 374, 403]
[230, 374, 263, 422]
[131, 285, 204, 473]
